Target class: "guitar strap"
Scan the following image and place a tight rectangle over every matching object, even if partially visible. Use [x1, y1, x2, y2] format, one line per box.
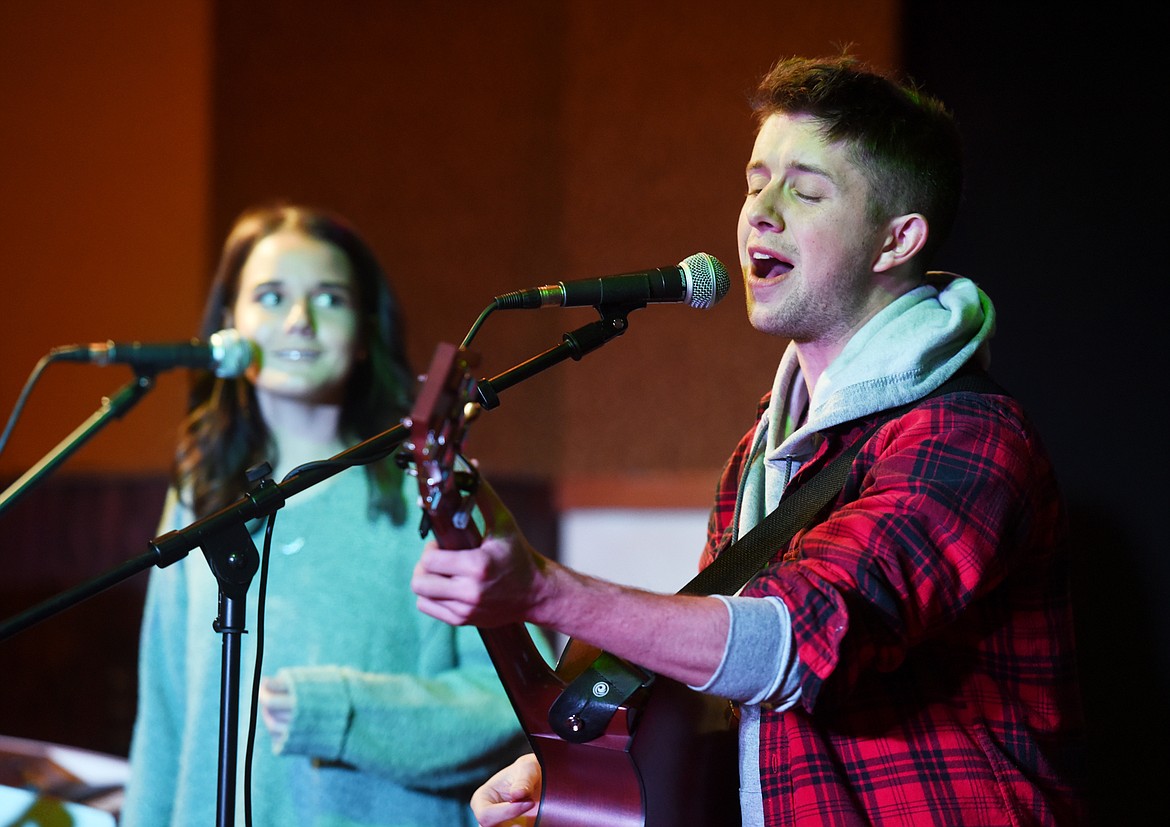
[549, 370, 1004, 742]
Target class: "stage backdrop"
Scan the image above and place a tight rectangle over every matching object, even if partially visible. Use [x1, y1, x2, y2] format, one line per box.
[3, 3, 1163, 823]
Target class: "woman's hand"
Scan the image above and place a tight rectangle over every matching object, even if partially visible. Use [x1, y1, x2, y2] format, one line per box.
[471, 753, 542, 827]
[258, 675, 293, 750]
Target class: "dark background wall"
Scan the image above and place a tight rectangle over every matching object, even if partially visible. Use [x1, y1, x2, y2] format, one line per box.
[1, 2, 1163, 823]
[903, 4, 1166, 822]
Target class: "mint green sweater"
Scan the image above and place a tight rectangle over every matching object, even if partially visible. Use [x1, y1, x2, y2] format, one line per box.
[122, 466, 531, 826]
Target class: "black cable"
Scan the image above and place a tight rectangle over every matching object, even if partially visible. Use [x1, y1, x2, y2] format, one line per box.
[0, 354, 53, 457]
[460, 302, 497, 349]
[242, 509, 276, 827]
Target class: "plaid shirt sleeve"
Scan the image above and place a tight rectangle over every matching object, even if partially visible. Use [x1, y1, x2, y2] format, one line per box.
[702, 390, 1086, 826]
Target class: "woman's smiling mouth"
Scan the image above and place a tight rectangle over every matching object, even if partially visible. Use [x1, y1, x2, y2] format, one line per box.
[273, 348, 321, 362]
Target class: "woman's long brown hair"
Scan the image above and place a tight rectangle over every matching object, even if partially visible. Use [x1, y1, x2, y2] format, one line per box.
[175, 203, 415, 523]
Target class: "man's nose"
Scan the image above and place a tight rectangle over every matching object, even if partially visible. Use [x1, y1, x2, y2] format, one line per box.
[746, 186, 784, 232]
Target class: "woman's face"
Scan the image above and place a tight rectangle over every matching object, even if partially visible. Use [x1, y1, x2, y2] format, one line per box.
[230, 230, 363, 405]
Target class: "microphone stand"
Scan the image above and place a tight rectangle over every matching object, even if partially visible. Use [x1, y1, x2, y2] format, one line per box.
[0, 304, 640, 827]
[0, 371, 157, 517]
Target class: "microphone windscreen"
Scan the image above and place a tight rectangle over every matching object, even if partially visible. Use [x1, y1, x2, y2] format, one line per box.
[209, 329, 254, 378]
[680, 253, 731, 309]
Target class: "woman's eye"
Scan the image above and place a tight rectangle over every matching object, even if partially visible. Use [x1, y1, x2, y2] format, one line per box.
[257, 289, 282, 307]
[312, 291, 348, 309]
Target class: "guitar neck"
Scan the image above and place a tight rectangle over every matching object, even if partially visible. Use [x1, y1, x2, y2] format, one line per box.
[425, 500, 568, 736]
[479, 624, 566, 738]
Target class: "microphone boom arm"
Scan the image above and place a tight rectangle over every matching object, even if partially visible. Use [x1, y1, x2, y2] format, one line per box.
[476, 302, 634, 409]
[0, 370, 157, 518]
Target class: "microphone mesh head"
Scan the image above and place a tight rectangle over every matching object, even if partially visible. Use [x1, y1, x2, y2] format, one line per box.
[209, 328, 254, 378]
[679, 253, 731, 309]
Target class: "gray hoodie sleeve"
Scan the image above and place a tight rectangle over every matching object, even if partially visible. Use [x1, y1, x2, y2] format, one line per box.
[689, 595, 803, 708]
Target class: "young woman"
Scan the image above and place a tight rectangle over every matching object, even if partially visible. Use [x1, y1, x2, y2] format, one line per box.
[123, 203, 528, 827]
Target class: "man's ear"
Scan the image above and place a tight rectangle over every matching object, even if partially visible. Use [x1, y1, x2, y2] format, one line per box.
[874, 213, 928, 272]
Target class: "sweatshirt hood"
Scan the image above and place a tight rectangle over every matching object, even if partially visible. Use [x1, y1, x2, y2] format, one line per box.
[735, 274, 995, 536]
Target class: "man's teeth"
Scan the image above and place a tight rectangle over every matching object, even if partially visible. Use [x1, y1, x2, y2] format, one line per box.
[751, 251, 790, 278]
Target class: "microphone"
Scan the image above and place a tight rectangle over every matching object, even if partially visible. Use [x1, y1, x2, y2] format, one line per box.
[50, 328, 253, 378]
[493, 252, 730, 310]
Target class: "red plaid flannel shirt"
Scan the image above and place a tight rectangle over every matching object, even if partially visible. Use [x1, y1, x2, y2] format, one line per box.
[701, 389, 1086, 826]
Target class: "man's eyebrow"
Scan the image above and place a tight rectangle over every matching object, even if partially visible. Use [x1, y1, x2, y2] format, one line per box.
[787, 160, 835, 180]
[744, 159, 836, 180]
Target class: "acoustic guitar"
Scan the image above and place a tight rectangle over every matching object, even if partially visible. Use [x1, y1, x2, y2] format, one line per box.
[402, 342, 740, 827]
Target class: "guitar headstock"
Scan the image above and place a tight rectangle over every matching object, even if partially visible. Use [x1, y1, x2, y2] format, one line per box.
[402, 342, 483, 548]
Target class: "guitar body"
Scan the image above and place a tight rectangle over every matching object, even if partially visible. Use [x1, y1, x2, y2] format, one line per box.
[406, 343, 740, 827]
[531, 657, 741, 827]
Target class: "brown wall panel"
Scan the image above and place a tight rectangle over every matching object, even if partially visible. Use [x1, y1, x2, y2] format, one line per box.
[0, 1, 211, 477]
[205, 0, 900, 500]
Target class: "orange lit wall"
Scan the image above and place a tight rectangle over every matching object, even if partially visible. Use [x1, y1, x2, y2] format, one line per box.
[2, 1, 899, 503]
[0, 1, 210, 476]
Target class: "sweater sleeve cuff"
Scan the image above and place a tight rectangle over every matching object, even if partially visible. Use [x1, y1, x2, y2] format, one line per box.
[689, 595, 802, 708]
[276, 665, 353, 761]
